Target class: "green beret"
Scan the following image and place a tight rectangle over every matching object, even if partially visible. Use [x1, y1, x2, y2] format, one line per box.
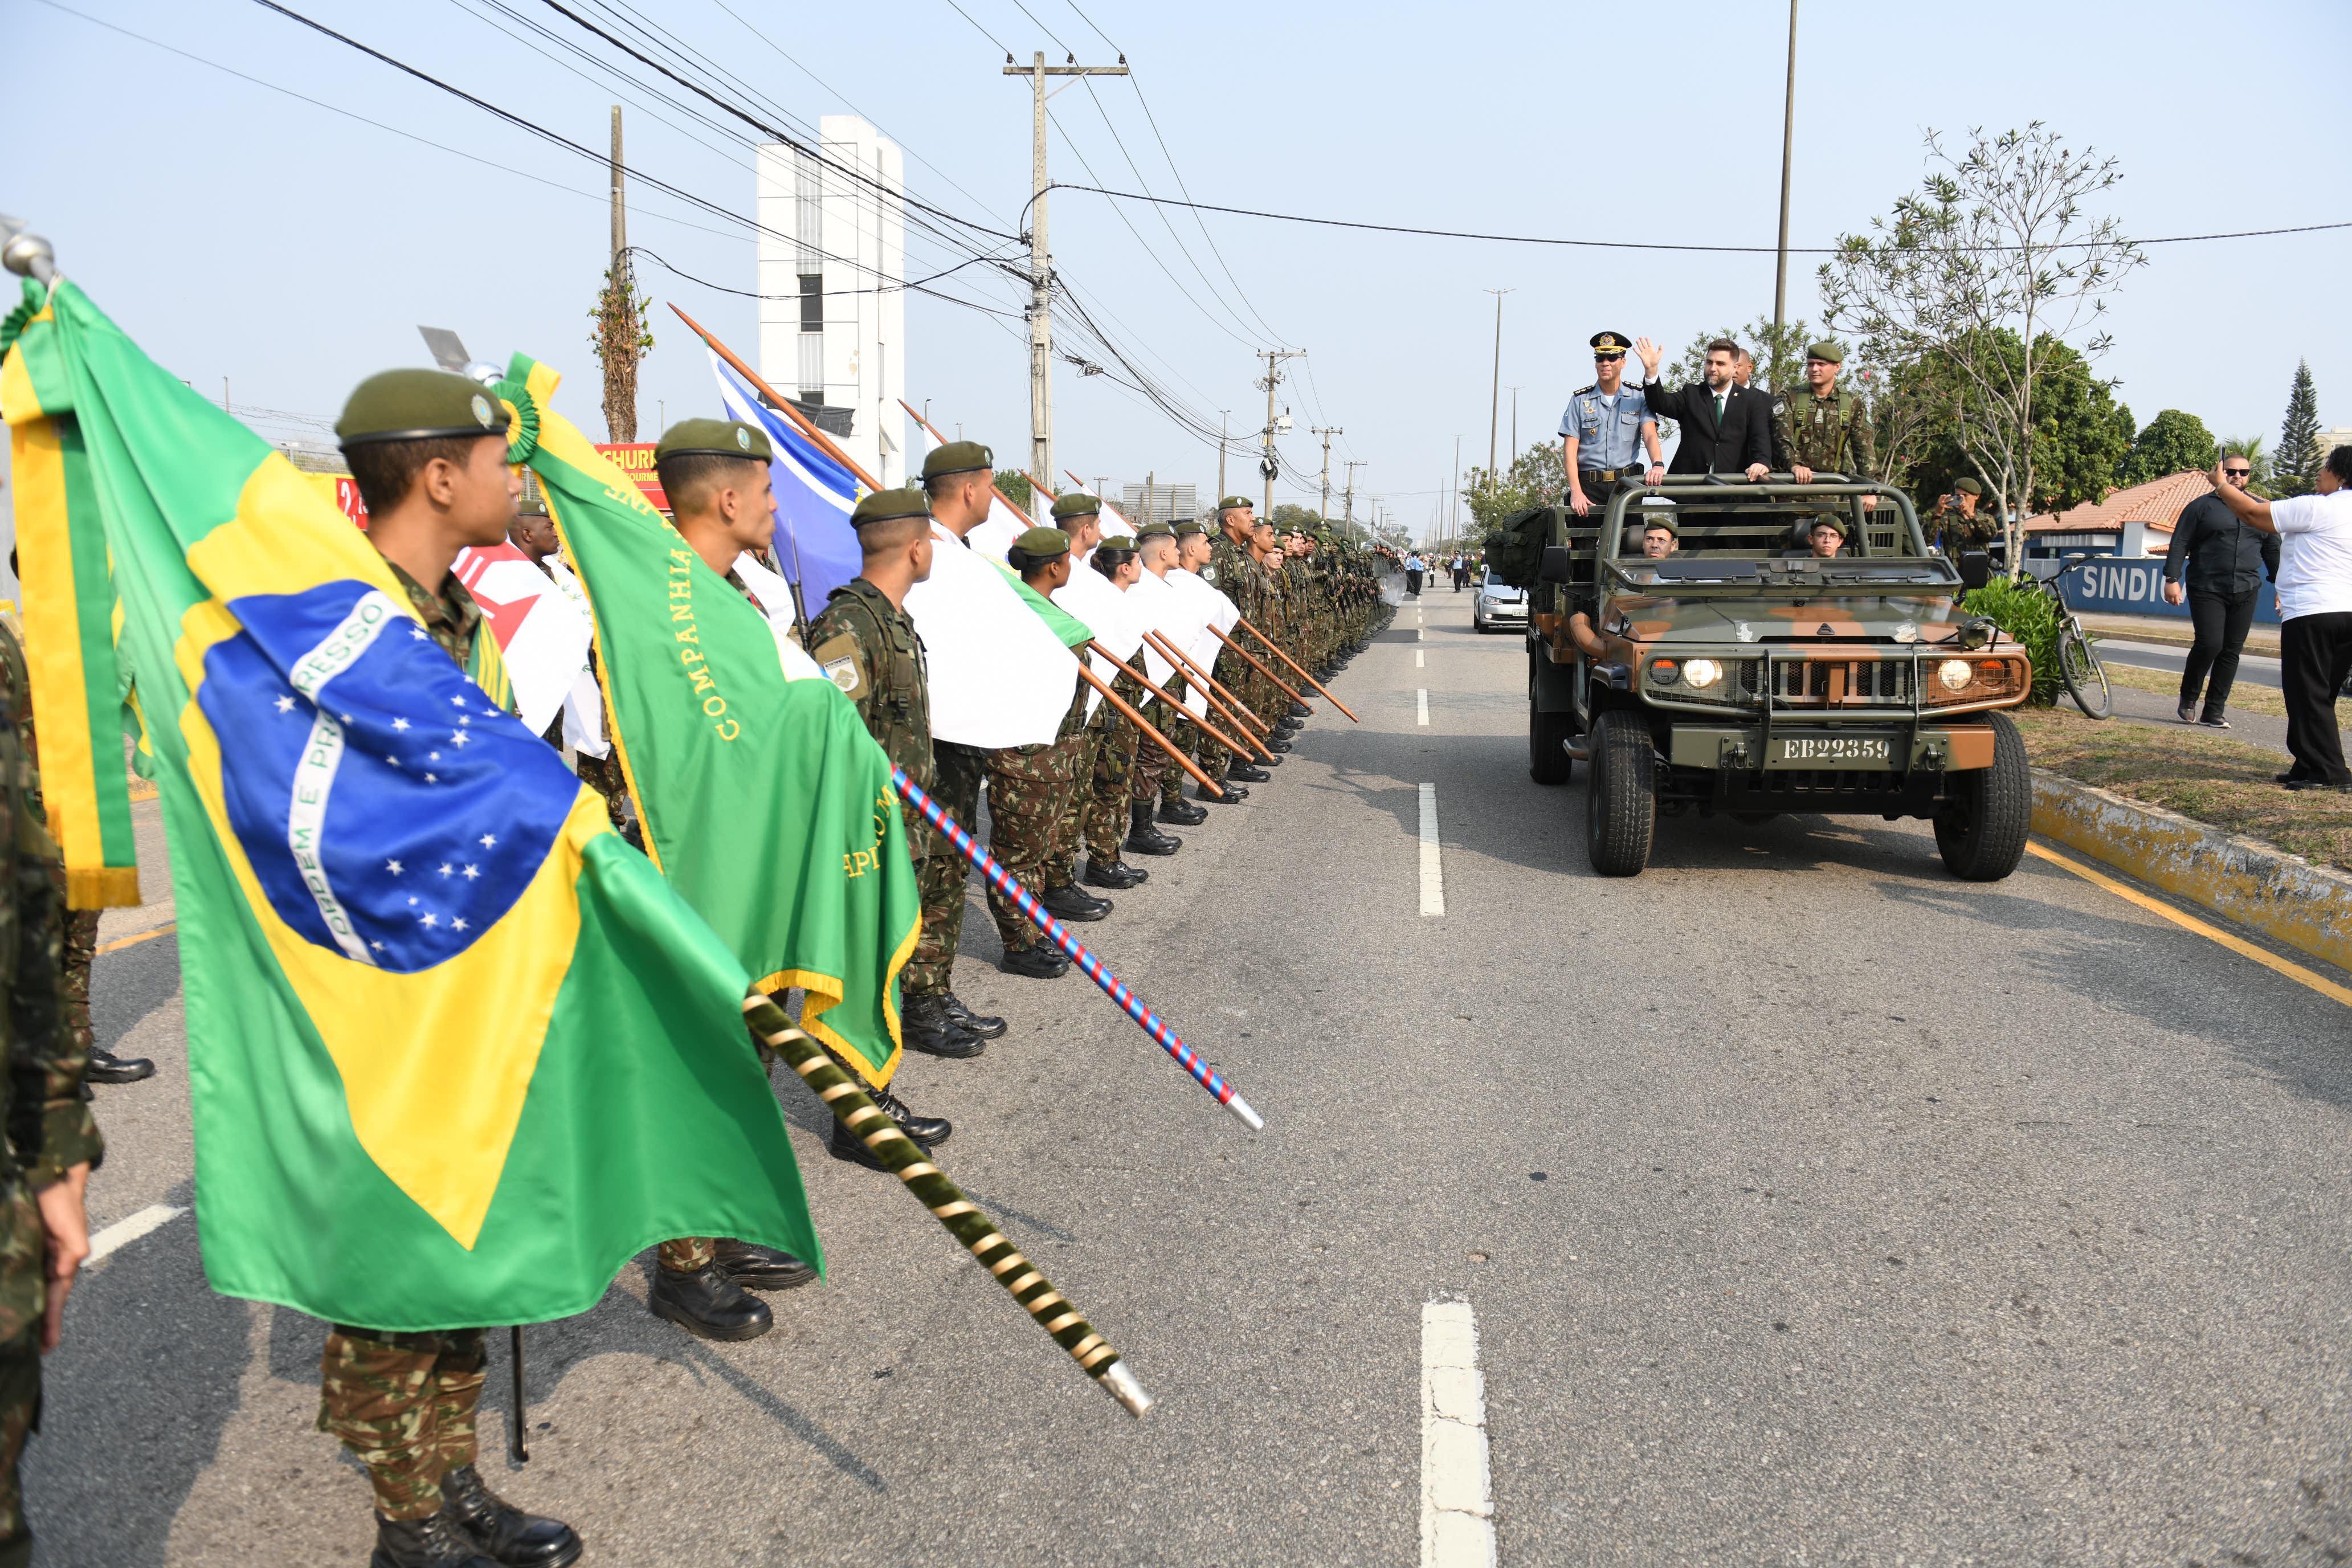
[1135, 520, 1175, 541]
[654, 418, 772, 464]
[1171, 520, 1206, 538]
[1051, 492, 1102, 522]
[921, 440, 994, 480]
[1640, 514, 1679, 536]
[1012, 526, 1069, 558]
[1216, 496, 1255, 512]
[1095, 533, 1137, 553]
[851, 487, 931, 527]
[1808, 514, 1849, 537]
[1804, 340, 1845, 364]
[336, 369, 510, 448]
[1953, 477, 1983, 496]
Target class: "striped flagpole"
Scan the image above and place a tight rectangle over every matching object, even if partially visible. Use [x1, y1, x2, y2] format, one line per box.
[744, 994, 1152, 1417]
[892, 767, 1266, 1132]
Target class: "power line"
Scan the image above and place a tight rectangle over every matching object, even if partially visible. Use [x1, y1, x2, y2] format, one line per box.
[627, 245, 1026, 316]
[1047, 181, 2352, 254]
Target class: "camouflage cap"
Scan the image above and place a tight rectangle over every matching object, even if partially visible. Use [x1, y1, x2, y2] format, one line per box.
[1012, 526, 1069, 558]
[653, 417, 773, 464]
[1953, 477, 1983, 496]
[1135, 520, 1176, 541]
[336, 368, 509, 447]
[1216, 496, 1255, 512]
[1050, 492, 1102, 522]
[1804, 341, 1845, 364]
[850, 487, 932, 527]
[921, 439, 994, 480]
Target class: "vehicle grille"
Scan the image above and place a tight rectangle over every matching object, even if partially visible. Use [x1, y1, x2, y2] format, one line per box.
[1741, 658, 1916, 706]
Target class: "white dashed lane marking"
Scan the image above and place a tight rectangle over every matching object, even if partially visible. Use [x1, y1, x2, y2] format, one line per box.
[1417, 689, 1430, 726]
[1415, 650, 1424, 668]
[87, 1203, 186, 1265]
[1421, 1300, 1494, 1566]
[1418, 783, 1444, 917]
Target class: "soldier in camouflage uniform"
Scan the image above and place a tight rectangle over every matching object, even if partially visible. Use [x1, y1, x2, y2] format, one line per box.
[1774, 341, 1877, 487]
[1122, 525, 1194, 850]
[326, 370, 582, 1568]
[0, 612, 102, 1568]
[1172, 521, 1265, 793]
[1926, 476, 1997, 556]
[1069, 534, 1154, 889]
[1036, 496, 1116, 924]
[801, 484, 980, 1171]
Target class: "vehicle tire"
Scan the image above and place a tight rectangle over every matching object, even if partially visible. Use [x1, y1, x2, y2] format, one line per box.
[1585, 709, 1656, 876]
[1933, 712, 2031, 881]
[1529, 676, 1574, 786]
[2058, 626, 2112, 719]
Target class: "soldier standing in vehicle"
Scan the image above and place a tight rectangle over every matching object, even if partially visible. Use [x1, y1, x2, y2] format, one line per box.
[1561, 332, 1666, 517]
[1778, 342, 1876, 501]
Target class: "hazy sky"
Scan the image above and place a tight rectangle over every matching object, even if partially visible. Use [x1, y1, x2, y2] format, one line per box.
[6, 0, 2346, 546]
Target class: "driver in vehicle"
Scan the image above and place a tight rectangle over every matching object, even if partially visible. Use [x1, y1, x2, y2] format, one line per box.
[1802, 516, 1847, 558]
[1639, 518, 1678, 559]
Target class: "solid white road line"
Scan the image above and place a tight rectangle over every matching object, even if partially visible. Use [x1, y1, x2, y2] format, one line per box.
[1418, 783, 1444, 917]
[87, 1203, 186, 1265]
[1421, 1300, 1494, 1567]
[1417, 689, 1430, 726]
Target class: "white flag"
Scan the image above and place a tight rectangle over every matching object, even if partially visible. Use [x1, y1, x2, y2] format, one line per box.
[452, 544, 593, 736]
[730, 552, 827, 682]
[904, 522, 1079, 748]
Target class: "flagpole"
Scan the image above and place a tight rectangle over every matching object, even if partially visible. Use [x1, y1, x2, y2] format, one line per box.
[899, 398, 1034, 525]
[1142, 629, 1273, 743]
[1085, 640, 1257, 762]
[1231, 618, 1361, 722]
[888, 770, 1264, 1132]
[744, 993, 1156, 1414]
[672, 306, 869, 487]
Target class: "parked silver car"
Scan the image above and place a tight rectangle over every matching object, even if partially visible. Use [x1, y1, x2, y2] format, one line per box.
[1472, 569, 1527, 634]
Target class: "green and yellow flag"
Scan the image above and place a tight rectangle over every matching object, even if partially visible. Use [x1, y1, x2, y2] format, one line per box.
[1, 277, 820, 1330]
[510, 355, 921, 1089]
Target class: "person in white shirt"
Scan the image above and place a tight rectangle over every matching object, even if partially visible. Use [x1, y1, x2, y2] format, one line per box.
[1404, 552, 1426, 597]
[2206, 448, 2352, 790]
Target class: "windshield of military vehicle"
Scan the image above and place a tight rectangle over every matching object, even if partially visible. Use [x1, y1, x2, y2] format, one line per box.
[1601, 485, 1963, 589]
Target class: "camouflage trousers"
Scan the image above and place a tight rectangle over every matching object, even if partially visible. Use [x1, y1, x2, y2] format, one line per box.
[319, 1325, 486, 1520]
[1082, 678, 1144, 861]
[983, 740, 1076, 951]
[905, 744, 986, 997]
[0, 1326, 40, 1568]
[658, 1237, 716, 1272]
[1049, 709, 1104, 887]
[1131, 691, 1174, 805]
[62, 909, 96, 1059]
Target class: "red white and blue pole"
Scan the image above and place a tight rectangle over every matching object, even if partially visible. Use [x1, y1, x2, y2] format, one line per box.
[892, 766, 1265, 1132]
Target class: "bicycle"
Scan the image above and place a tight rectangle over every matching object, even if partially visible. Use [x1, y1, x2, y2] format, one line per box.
[2035, 554, 2113, 720]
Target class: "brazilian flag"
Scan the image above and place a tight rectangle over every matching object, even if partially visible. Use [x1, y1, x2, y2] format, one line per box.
[0, 278, 820, 1330]
[511, 356, 920, 1089]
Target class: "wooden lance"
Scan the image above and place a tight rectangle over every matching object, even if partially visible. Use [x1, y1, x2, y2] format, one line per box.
[1208, 624, 1311, 712]
[1077, 663, 1223, 797]
[1143, 628, 1272, 741]
[1233, 616, 1360, 722]
[1086, 642, 1257, 763]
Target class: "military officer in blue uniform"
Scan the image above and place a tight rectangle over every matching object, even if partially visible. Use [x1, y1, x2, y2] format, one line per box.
[1560, 331, 1665, 517]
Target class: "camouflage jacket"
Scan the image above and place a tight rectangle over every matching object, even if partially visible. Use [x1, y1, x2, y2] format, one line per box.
[1927, 499, 1998, 552]
[1774, 388, 1876, 480]
[386, 559, 484, 668]
[1207, 535, 1262, 623]
[0, 622, 103, 1344]
[805, 578, 934, 789]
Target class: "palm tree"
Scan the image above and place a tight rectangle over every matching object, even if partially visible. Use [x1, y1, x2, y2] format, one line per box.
[2220, 434, 2271, 489]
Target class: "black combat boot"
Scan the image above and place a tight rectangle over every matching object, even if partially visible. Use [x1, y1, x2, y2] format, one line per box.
[713, 1238, 817, 1291]
[438, 1465, 583, 1567]
[649, 1262, 773, 1341]
[1198, 783, 1248, 805]
[1277, 714, 1305, 732]
[371, 1512, 500, 1568]
[1265, 736, 1293, 753]
[1040, 883, 1112, 921]
[1125, 803, 1181, 856]
[903, 992, 986, 1058]
[1287, 700, 1311, 718]
[940, 992, 1006, 1039]
[1001, 943, 1071, 980]
[1158, 797, 1207, 826]
[85, 1049, 155, 1085]
[1084, 856, 1148, 889]
[1225, 762, 1271, 783]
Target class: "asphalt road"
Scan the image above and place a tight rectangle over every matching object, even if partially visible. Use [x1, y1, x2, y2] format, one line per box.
[26, 581, 2352, 1566]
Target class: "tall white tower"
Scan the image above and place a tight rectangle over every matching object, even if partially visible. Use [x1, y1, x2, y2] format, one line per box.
[755, 116, 906, 485]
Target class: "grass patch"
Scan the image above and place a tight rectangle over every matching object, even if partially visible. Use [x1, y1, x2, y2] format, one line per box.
[2014, 704, 2352, 871]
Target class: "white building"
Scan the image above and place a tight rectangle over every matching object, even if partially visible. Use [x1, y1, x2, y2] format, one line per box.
[755, 117, 906, 485]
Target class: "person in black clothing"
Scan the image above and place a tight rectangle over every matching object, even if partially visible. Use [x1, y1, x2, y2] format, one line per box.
[1632, 336, 1773, 479]
[2163, 458, 2279, 728]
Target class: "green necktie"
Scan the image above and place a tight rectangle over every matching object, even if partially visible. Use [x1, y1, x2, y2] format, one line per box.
[1714, 393, 1726, 426]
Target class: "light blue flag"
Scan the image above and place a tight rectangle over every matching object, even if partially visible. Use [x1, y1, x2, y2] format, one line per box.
[705, 349, 865, 614]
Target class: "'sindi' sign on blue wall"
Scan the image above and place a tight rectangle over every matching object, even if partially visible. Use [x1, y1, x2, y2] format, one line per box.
[2056, 558, 2280, 625]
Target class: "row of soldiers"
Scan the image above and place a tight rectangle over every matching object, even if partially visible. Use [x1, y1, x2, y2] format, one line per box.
[207, 394, 1391, 1568]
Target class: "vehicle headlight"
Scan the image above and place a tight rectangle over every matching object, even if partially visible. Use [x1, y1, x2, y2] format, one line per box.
[1936, 659, 1974, 692]
[1649, 658, 1680, 684]
[1683, 658, 1724, 690]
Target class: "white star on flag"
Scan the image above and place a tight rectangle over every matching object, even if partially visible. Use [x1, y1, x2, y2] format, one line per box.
[479, 834, 497, 848]
[419, 913, 438, 928]
[385, 860, 403, 875]
[451, 732, 470, 747]
[393, 717, 410, 731]
[451, 918, 469, 932]
[438, 864, 453, 877]
[462, 864, 480, 880]
[274, 695, 296, 714]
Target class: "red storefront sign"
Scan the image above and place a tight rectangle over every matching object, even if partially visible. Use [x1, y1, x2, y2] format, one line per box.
[597, 443, 668, 511]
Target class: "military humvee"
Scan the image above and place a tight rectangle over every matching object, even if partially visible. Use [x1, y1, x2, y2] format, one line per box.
[1505, 476, 2032, 880]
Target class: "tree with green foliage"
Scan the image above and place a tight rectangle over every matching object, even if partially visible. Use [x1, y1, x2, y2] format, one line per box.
[1821, 123, 2144, 573]
[2275, 360, 2321, 496]
[2117, 409, 2218, 487]
[2220, 434, 2271, 491]
[1873, 334, 2130, 512]
[1271, 503, 1326, 533]
[2028, 342, 2136, 510]
[1464, 440, 1568, 532]
[993, 469, 1033, 513]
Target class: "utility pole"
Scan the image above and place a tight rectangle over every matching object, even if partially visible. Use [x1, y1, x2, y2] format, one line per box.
[1216, 410, 1230, 503]
[1772, 0, 1799, 340]
[1004, 51, 1129, 482]
[610, 104, 626, 264]
[1256, 348, 1305, 520]
[1451, 435, 1463, 552]
[1313, 426, 1342, 520]
[1343, 459, 1366, 541]
[1483, 288, 1513, 485]
[1506, 385, 1525, 466]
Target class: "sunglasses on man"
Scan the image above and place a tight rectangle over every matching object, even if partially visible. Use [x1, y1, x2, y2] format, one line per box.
[1594, 351, 1625, 362]
[2223, 467, 2252, 479]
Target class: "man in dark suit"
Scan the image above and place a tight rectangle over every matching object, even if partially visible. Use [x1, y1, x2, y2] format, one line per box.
[1633, 336, 1772, 479]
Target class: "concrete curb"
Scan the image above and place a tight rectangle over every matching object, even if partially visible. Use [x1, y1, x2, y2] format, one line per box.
[2031, 769, 2352, 971]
